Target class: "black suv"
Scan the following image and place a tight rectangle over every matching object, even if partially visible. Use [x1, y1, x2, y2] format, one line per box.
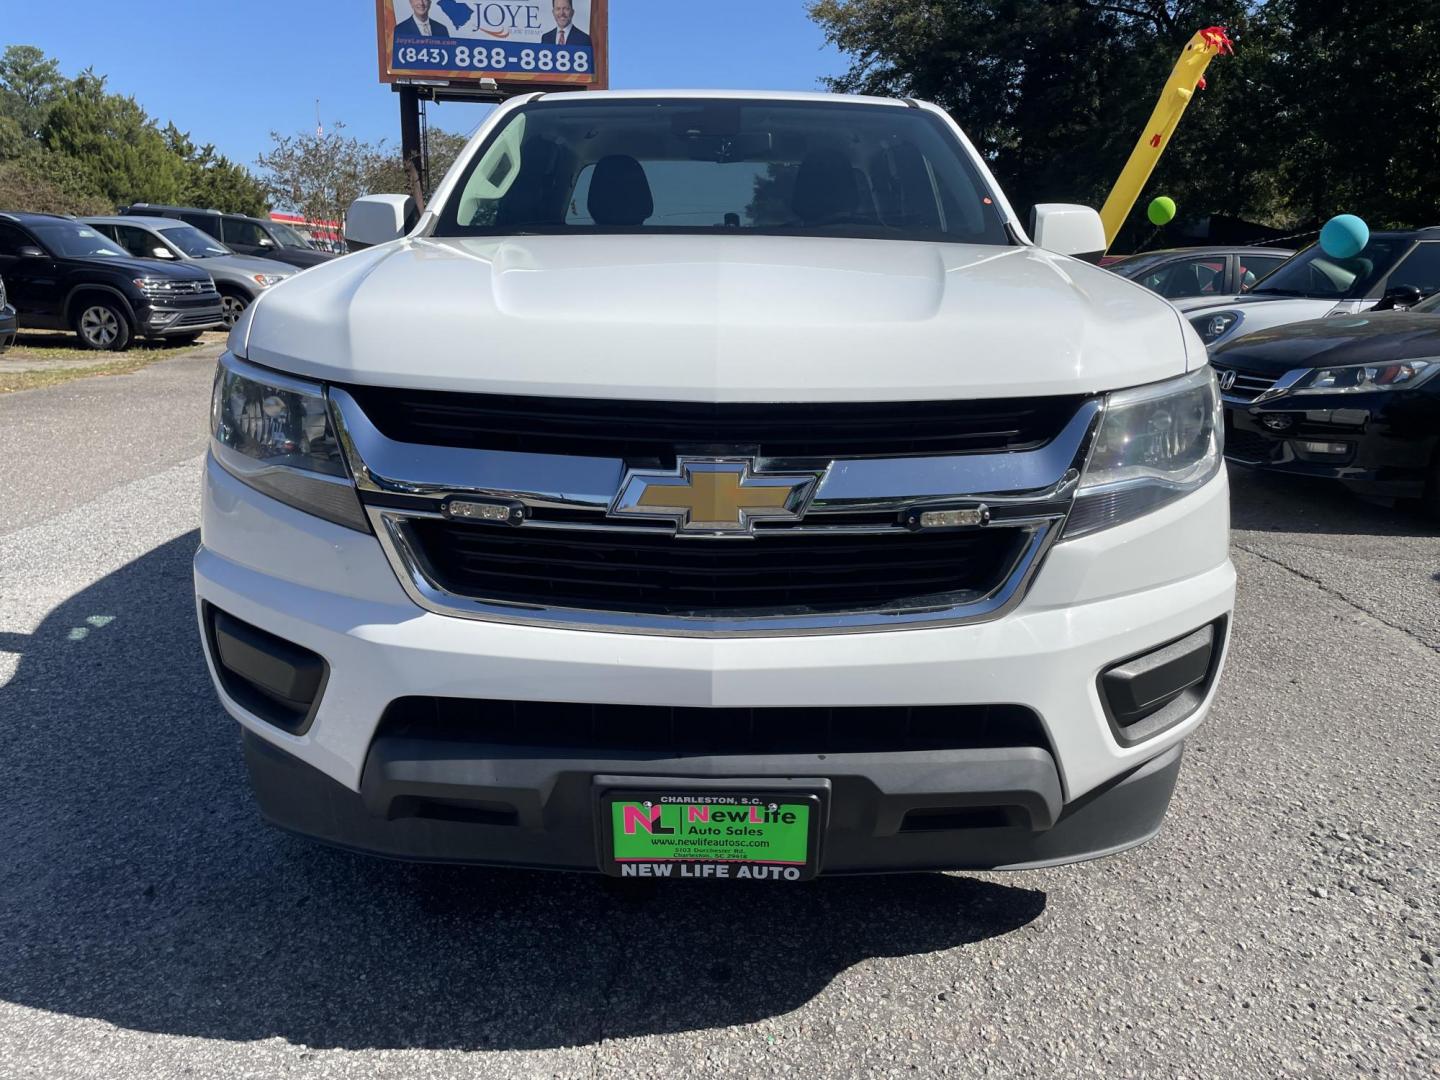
[0, 212, 224, 350]
[119, 204, 336, 270]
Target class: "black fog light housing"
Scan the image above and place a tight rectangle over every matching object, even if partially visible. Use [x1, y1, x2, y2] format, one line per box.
[1099, 619, 1227, 746]
[203, 604, 328, 735]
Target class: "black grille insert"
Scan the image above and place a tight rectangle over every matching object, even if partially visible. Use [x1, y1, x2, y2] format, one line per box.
[406, 519, 1028, 617]
[342, 386, 1087, 461]
[377, 697, 1050, 757]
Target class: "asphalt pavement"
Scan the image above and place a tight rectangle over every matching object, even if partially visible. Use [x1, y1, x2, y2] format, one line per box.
[0, 353, 1435, 1078]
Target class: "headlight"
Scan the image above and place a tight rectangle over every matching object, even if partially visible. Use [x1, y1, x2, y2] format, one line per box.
[1191, 311, 1242, 346]
[1065, 366, 1223, 538]
[251, 273, 285, 288]
[210, 354, 367, 530]
[1291, 358, 1438, 394]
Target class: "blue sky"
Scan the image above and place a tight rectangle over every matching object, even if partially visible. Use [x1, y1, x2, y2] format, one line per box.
[4, 1, 847, 166]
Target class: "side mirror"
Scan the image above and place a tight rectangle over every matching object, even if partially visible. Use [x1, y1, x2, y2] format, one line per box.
[152, 247, 176, 259]
[1031, 204, 1107, 263]
[1375, 283, 1423, 311]
[18, 245, 46, 259]
[257, 236, 275, 248]
[346, 194, 417, 250]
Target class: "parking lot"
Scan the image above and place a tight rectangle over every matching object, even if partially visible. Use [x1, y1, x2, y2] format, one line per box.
[0, 351, 1435, 1078]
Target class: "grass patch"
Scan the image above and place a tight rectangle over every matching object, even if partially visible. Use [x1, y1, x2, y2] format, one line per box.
[0, 353, 170, 393]
[0, 330, 225, 393]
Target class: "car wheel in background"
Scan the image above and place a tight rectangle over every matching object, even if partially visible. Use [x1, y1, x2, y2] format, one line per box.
[220, 292, 248, 329]
[73, 301, 131, 352]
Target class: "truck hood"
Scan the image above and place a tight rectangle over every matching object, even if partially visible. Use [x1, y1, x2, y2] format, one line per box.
[241, 235, 1191, 402]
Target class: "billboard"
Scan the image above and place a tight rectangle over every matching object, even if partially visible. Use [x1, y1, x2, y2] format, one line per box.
[376, 0, 607, 89]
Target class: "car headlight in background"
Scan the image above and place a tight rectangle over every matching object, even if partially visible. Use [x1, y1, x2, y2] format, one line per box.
[251, 273, 286, 288]
[1065, 366, 1223, 538]
[1191, 311, 1242, 346]
[1291, 358, 1438, 394]
[210, 354, 367, 530]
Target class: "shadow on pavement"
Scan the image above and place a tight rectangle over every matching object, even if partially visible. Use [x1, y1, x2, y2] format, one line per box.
[1229, 466, 1438, 538]
[0, 532, 1045, 1051]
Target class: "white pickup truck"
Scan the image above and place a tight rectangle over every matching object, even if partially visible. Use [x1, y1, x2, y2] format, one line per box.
[197, 90, 1233, 880]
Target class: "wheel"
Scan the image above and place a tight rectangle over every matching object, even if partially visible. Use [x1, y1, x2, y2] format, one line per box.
[220, 292, 248, 329]
[73, 300, 131, 351]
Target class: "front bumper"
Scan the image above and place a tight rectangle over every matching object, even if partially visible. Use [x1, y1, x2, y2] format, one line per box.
[195, 456, 1235, 874]
[139, 299, 225, 337]
[1224, 393, 1438, 499]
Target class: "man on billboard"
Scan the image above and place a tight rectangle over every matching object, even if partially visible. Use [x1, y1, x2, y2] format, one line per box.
[541, 0, 591, 46]
[395, 0, 453, 39]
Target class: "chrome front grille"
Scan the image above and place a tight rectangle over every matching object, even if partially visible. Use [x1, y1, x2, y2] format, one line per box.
[141, 279, 218, 299]
[331, 387, 1101, 637]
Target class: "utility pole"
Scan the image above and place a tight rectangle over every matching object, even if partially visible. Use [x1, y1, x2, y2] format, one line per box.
[398, 85, 425, 212]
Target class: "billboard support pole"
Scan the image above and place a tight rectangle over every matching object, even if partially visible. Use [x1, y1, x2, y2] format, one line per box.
[398, 84, 426, 212]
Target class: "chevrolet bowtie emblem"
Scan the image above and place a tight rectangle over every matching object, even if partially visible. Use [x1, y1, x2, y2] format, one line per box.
[610, 458, 822, 536]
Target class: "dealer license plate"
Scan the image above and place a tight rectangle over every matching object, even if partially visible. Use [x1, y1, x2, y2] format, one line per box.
[598, 785, 824, 882]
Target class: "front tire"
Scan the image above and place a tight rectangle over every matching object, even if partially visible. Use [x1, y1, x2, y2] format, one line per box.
[220, 291, 249, 329]
[73, 300, 132, 351]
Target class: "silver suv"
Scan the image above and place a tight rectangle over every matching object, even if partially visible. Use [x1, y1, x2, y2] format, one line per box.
[86, 216, 294, 328]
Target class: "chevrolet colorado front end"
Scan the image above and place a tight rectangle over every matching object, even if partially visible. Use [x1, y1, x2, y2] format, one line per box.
[196, 91, 1234, 879]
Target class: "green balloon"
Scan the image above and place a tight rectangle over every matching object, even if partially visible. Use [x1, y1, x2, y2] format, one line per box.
[1147, 196, 1177, 226]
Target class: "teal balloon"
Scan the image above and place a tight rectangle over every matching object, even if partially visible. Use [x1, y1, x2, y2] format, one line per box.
[1320, 214, 1369, 260]
[1147, 196, 1177, 226]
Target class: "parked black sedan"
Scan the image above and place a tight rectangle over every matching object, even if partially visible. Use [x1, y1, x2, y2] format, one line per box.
[1213, 295, 1440, 515]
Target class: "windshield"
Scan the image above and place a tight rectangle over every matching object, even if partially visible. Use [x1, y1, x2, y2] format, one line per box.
[267, 222, 311, 248]
[1249, 238, 1410, 299]
[160, 225, 231, 259]
[437, 99, 1012, 245]
[31, 221, 129, 259]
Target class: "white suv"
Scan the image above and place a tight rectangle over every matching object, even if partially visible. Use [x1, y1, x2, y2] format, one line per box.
[197, 90, 1233, 880]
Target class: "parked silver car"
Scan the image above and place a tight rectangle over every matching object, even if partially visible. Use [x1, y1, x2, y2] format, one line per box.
[85, 215, 294, 328]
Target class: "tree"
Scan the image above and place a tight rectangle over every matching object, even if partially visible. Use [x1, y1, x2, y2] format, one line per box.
[164, 123, 269, 215]
[257, 123, 389, 227]
[259, 125, 471, 223]
[0, 45, 66, 141]
[41, 70, 190, 207]
[809, 1, 1440, 244]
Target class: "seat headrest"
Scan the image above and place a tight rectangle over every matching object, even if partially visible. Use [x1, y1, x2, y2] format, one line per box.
[792, 148, 859, 225]
[587, 155, 654, 227]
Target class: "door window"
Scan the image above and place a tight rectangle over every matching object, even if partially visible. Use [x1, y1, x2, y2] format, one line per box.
[0, 223, 34, 256]
[1138, 257, 1226, 299]
[1385, 242, 1440, 296]
[223, 219, 267, 247]
[114, 225, 159, 258]
[1239, 255, 1287, 290]
[182, 213, 222, 238]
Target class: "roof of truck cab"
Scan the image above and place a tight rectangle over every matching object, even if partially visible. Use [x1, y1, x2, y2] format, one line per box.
[531, 88, 910, 107]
